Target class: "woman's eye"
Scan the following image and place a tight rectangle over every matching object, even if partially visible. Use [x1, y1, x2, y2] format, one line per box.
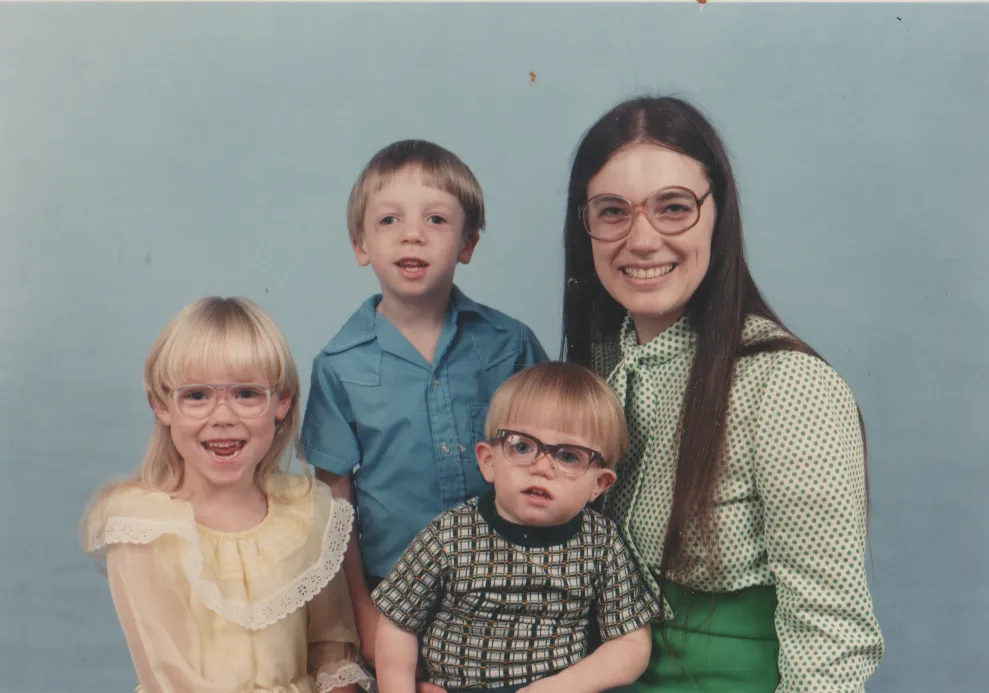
[663, 204, 690, 215]
[598, 206, 628, 220]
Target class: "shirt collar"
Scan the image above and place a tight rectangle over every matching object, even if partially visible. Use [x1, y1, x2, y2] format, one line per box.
[617, 312, 696, 369]
[448, 283, 484, 321]
[476, 490, 584, 548]
[321, 285, 486, 359]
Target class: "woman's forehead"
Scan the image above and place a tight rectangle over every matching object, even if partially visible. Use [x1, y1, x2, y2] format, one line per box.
[588, 143, 707, 199]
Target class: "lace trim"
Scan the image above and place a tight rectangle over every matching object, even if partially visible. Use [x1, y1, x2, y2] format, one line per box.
[90, 497, 354, 631]
[316, 662, 377, 693]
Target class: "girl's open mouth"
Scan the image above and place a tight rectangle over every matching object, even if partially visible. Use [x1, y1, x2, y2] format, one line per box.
[202, 440, 246, 460]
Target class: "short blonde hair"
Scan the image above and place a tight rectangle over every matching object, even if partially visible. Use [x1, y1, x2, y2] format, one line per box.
[484, 362, 628, 468]
[346, 139, 485, 242]
[113, 297, 303, 499]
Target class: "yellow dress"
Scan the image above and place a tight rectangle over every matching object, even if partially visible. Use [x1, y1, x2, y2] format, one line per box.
[83, 473, 372, 693]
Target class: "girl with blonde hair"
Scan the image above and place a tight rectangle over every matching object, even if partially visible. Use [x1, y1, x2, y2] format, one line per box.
[82, 296, 372, 693]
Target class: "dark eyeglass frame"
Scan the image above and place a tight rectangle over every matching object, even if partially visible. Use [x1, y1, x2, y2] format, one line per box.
[580, 185, 713, 241]
[493, 428, 606, 478]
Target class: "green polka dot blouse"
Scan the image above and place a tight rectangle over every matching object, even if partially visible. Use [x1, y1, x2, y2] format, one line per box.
[595, 314, 884, 692]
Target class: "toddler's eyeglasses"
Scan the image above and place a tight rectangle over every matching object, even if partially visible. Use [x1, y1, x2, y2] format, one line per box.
[493, 429, 605, 479]
[171, 384, 273, 420]
[580, 185, 712, 241]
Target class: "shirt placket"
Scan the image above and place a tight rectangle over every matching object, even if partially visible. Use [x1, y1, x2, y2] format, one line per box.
[427, 367, 465, 508]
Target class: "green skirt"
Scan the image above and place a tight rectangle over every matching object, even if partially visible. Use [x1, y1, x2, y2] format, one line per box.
[636, 582, 780, 693]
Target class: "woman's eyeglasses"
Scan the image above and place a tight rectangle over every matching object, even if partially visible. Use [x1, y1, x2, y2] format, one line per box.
[581, 186, 712, 241]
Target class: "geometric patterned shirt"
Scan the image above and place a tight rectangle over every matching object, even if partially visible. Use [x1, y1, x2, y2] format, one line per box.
[598, 313, 884, 693]
[371, 492, 661, 689]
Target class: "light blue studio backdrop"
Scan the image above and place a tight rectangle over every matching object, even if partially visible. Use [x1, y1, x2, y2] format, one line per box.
[0, 2, 986, 692]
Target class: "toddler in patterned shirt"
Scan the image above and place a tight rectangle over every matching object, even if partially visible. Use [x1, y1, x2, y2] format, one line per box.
[372, 362, 661, 693]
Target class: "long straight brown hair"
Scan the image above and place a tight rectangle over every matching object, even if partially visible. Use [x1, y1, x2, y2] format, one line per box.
[562, 96, 868, 600]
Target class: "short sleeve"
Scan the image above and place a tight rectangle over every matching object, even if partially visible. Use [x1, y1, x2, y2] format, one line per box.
[516, 323, 550, 371]
[369, 521, 447, 634]
[754, 352, 884, 692]
[302, 355, 362, 474]
[595, 522, 662, 641]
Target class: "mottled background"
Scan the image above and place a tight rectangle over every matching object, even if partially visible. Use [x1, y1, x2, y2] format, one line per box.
[1, 3, 985, 692]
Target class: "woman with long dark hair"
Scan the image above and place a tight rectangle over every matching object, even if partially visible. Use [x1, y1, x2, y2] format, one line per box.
[562, 96, 883, 692]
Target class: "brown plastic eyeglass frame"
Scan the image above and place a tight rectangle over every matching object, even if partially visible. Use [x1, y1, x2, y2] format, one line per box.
[580, 186, 713, 241]
[494, 428, 605, 478]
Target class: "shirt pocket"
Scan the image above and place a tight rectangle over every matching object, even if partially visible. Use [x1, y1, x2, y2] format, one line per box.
[333, 349, 382, 387]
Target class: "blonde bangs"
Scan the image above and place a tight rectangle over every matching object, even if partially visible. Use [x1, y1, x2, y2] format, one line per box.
[145, 298, 297, 401]
[484, 363, 628, 467]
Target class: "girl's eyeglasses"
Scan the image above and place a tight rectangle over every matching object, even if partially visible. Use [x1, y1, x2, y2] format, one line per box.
[171, 384, 273, 420]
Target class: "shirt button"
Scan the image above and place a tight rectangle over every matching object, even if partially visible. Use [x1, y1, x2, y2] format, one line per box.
[432, 379, 439, 387]
[440, 442, 449, 454]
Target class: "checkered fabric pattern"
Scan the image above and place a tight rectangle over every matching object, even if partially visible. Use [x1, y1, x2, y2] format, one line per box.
[371, 498, 660, 689]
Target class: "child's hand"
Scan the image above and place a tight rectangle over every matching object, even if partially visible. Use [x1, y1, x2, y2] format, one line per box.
[414, 663, 446, 693]
[518, 675, 570, 693]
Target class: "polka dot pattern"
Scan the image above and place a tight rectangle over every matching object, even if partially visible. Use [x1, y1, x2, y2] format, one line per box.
[595, 314, 884, 692]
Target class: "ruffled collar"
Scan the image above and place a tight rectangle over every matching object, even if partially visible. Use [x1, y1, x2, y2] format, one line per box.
[84, 474, 353, 631]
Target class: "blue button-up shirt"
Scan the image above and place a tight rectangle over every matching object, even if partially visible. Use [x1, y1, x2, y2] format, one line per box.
[301, 286, 548, 577]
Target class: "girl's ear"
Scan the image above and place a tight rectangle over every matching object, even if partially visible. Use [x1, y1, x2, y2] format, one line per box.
[149, 394, 172, 426]
[274, 394, 293, 423]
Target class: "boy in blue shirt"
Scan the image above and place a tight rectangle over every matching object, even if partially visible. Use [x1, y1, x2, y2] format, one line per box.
[301, 140, 548, 667]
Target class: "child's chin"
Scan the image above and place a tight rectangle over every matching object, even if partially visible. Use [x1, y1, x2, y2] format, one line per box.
[520, 511, 566, 527]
